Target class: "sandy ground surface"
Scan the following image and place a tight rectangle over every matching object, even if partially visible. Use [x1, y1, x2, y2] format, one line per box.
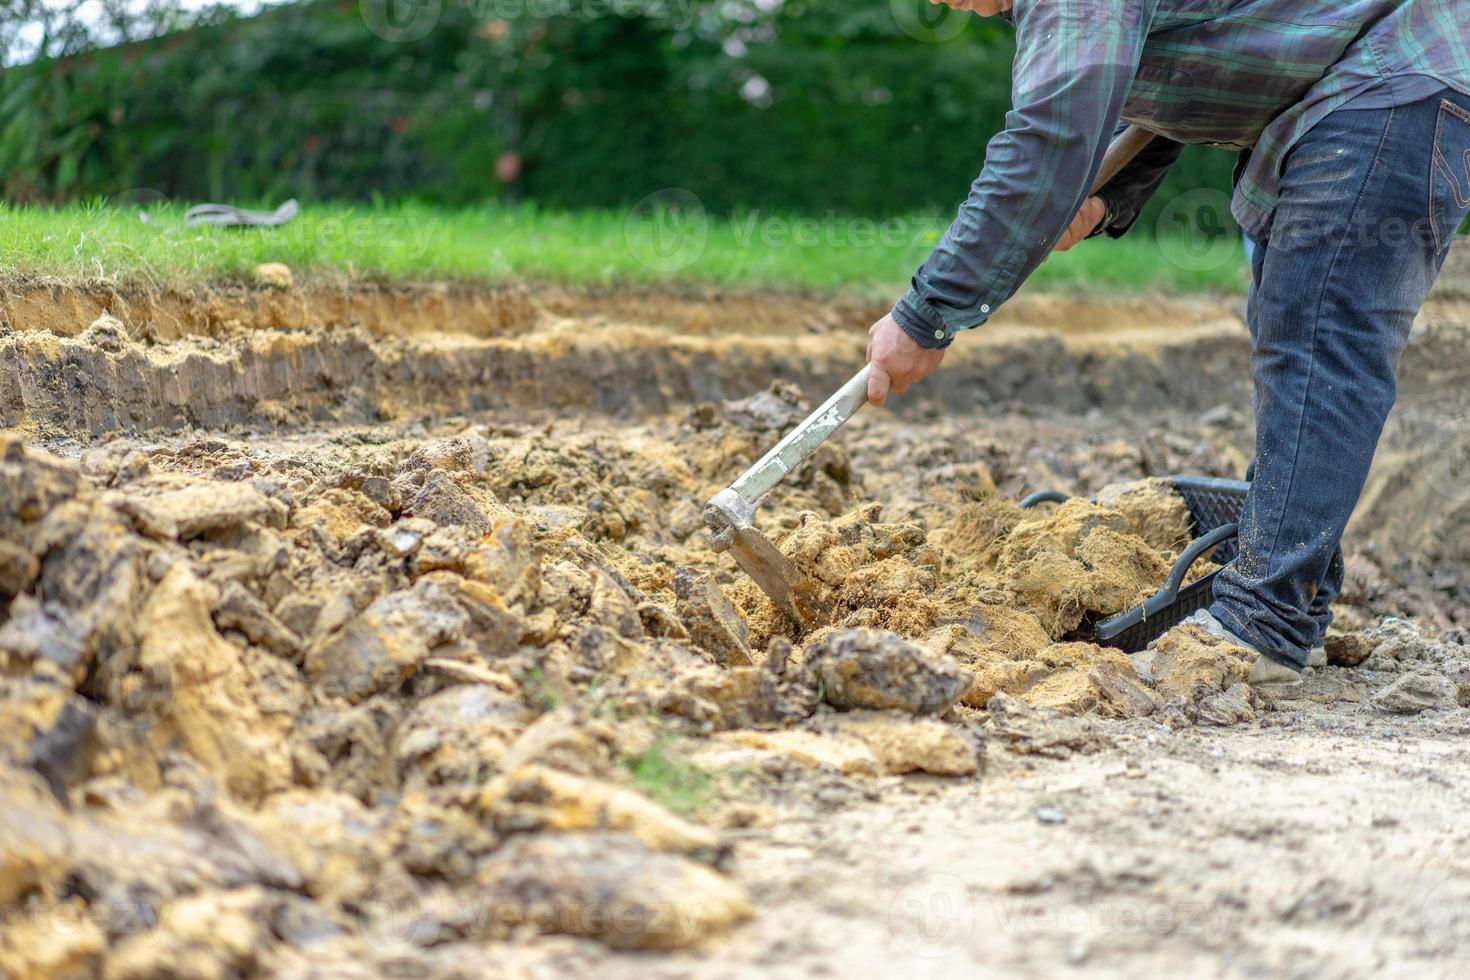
[1, 280, 1468, 978]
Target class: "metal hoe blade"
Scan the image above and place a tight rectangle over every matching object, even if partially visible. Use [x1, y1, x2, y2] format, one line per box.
[703, 367, 872, 628]
[723, 523, 831, 629]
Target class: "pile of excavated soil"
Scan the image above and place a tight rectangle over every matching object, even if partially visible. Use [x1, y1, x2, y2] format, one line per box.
[1, 288, 1467, 976]
[4, 379, 1455, 977]
[0, 386, 1239, 976]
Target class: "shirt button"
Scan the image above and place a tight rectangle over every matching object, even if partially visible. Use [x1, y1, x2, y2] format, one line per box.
[933, 329, 945, 339]
[981, 304, 991, 314]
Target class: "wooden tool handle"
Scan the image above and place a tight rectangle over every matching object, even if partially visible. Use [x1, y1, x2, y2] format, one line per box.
[1091, 123, 1153, 194]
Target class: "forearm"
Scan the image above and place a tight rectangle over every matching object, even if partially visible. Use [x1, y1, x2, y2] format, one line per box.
[893, 0, 1156, 348]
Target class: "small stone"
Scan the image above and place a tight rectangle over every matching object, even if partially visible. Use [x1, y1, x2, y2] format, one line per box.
[480, 832, 751, 950]
[251, 791, 392, 907]
[118, 482, 286, 541]
[1452, 668, 1470, 708]
[0, 668, 98, 800]
[667, 498, 704, 540]
[721, 381, 807, 432]
[0, 534, 39, 596]
[587, 570, 644, 639]
[79, 313, 131, 353]
[376, 523, 425, 559]
[477, 765, 720, 856]
[114, 450, 152, 484]
[1363, 618, 1447, 666]
[686, 402, 720, 430]
[457, 519, 541, 609]
[822, 711, 983, 777]
[305, 576, 469, 703]
[986, 693, 1107, 758]
[0, 597, 88, 681]
[273, 592, 325, 640]
[133, 565, 294, 803]
[1189, 682, 1260, 726]
[1088, 660, 1159, 718]
[674, 567, 752, 667]
[1145, 625, 1254, 699]
[1035, 804, 1066, 825]
[212, 582, 302, 660]
[358, 475, 398, 510]
[252, 262, 293, 288]
[404, 472, 492, 533]
[698, 640, 819, 730]
[212, 460, 252, 482]
[1324, 630, 1374, 668]
[638, 602, 689, 640]
[1370, 669, 1458, 715]
[394, 683, 528, 792]
[807, 628, 968, 716]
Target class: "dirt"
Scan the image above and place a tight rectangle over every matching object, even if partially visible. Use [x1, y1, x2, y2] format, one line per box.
[2, 277, 1469, 978]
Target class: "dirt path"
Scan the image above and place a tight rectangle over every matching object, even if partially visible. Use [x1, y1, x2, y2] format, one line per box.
[584, 694, 1470, 979]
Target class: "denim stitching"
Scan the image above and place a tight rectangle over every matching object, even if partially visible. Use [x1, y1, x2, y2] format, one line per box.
[1439, 98, 1470, 126]
[1430, 99, 1470, 254]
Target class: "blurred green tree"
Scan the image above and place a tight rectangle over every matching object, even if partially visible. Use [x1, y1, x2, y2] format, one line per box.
[0, 0, 1237, 223]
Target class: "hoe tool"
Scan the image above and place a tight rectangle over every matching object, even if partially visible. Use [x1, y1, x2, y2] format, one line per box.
[704, 125, 1155, 628]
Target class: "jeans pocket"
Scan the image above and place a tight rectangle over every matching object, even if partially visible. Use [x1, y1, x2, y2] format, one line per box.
[1430, 99, 1470, 255]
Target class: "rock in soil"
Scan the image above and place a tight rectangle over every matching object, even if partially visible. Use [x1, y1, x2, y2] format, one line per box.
[985, 692, 1108, 758]
[1370, 669, 1459, 714]
[819, 711, 984, 776]
[675, 567, 753, 667]
[807, 628, 969, 715]
[1188, 682, 1263, 726]
[479, 831, 752, 949]
[476, 765, 721, 856]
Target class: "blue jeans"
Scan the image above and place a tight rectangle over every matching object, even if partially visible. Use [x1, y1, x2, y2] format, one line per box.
[1210, 88, 1470, 669]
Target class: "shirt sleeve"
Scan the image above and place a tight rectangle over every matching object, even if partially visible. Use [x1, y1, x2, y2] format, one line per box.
[892, 0, 1158, 349]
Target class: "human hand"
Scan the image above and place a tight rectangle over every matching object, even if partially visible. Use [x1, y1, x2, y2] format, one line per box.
[927, 0, 1013, 15]
[1052, 195, 1107, 254]
[865, 313, 946, 406]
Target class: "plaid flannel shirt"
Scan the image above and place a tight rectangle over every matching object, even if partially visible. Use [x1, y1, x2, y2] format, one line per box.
[894, 0, 1470, 348]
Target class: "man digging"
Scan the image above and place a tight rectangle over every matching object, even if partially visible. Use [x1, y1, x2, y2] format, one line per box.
[865, 0, 1470, 692]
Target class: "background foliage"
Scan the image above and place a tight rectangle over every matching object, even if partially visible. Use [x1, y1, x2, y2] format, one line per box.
[0, 0, 1238, 226]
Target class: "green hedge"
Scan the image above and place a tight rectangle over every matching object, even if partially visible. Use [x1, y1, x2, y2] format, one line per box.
[0, 0, 1238, 224]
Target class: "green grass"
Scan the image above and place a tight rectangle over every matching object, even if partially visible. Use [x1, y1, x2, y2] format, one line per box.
[0, 198, 1250, 294]
[622, 739, 720, 818]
